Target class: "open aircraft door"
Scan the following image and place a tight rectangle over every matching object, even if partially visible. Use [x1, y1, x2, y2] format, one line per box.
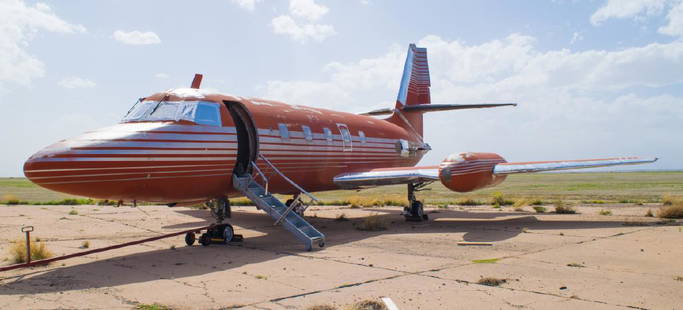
[223, 101, 258, 176]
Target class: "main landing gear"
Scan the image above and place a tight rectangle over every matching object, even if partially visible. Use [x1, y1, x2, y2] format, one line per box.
[185, 197, 243, 247]
[403, 182, 430, 222]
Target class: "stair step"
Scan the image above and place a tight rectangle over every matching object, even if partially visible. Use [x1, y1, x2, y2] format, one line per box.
[232, 174, 325, 251]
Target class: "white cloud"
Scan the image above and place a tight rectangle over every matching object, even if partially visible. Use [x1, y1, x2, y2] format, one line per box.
[260, 34, 683, 167]
[58, 76, 95, 89]
[290, 0, 329, 21]
[270, 15, 335, 43]
[154, 73, 169, 79]
[270, 0, 335, 43]
[659, 0, 683, 36]
[570, 31, 583, 44]
[0, 0, 85, 87]
[113, 30, 161, 45]
[230, 0, 261, 11]
[590, 0, 670, 25]
[590, 0, 683, 37]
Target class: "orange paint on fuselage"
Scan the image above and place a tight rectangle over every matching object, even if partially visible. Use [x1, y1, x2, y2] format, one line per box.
[23, 90, 425, 203]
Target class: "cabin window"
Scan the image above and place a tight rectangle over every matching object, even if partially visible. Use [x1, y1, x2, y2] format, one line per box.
[358, 131, 366, 144]
[278, 123, 289, 140]
[302, 125, 313, 141]
[323, 128, 333, 142]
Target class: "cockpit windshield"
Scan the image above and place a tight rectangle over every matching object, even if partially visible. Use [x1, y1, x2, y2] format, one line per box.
[122, 100, 222, 126]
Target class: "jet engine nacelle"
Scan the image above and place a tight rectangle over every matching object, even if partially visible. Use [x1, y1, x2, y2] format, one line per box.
[439, 152, 508, 192]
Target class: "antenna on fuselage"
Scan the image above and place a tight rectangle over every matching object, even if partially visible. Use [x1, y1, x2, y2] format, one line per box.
[191, 73, 203, 89]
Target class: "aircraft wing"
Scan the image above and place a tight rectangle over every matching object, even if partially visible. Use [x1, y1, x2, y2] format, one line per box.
[333, 156, 657, 189]
[492, 156, 658, 174]
[333, 166, 439, 188]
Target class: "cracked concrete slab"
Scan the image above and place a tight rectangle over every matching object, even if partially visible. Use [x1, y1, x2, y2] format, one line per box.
[0, 204, 681, 309]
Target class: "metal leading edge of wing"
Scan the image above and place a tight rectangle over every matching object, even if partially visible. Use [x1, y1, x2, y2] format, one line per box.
[333, 166, 439, 188]
[492, 157, 659, 175]
[332, 157, 658, 188]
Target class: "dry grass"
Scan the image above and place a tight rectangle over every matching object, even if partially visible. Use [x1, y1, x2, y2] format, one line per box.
[657, 204, 683, 219]
[533, 206, 547, 213]
[344, 300, 387, 310]
[646, 209, 654, 217]
[68, 209, 78, 215]
[662, 194, 681, 206]
[355, 214, 388, 231]
[513, 198, 528, 209]
[657, 194, 683, 219]
[554, 200, 576, 214]
[599, 209, 612, 216]
[80, 241, 90, 249]
[567, 262, 585, 268]
[335, 213, 350, 222]
[477, 277, 507, 287]
[135, 304, 171, 310]
[491, 192, 514, 206]
[345, 195, 408, 208]
[455, 197, 483, 206]
[9, 238, 53, 263]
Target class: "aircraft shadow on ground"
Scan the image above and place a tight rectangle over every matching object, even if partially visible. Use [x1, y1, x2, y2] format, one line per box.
[0, 208, 633, 295]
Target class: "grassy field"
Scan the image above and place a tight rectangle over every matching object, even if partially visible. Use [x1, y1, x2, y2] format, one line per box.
[1, 171, 682, 206]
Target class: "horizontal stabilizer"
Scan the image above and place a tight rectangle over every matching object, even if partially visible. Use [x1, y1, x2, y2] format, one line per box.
[493, 157, 658, 175]
[360, 103, 517, 116]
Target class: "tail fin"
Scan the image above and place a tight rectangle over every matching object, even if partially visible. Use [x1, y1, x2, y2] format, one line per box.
[388, 44, 431, 139]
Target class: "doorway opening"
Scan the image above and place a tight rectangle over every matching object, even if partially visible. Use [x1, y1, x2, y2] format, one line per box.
[224, 101, 258, 176]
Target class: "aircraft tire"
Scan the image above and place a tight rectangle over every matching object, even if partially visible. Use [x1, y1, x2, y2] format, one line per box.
[223, 224, 234, 243]
[185, 232, 196, 246]
[199, 233, 211, 246]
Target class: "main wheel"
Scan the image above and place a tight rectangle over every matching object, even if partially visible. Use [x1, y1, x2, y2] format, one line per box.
[199, 233, 211, 246]
[223, 224, 234, 243]
[185, 232, 196, 246]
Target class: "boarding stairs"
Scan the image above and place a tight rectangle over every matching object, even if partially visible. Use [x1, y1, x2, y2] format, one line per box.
[232, 155, 325, 251]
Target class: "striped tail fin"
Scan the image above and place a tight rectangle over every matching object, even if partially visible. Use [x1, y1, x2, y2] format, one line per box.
[397, 44, 431, 107]
[388, 44, 431, 139]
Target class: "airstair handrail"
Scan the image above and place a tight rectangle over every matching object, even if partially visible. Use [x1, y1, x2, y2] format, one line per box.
[250, 160, 269, 195]
[257, 154, 321, 203]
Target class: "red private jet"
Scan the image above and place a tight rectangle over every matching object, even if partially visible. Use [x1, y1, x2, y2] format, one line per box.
[24, 44, 656, 250]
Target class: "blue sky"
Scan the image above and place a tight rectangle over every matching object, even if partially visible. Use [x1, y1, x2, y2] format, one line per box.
[1, 0, 682, 176]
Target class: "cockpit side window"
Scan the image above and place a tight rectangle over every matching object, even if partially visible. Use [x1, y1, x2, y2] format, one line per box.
[194, 102, 221, 126]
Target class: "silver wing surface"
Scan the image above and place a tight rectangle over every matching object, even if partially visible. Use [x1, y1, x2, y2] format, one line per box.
[333, 166, 439, 189]
[492, 157, 658, 174]
[333, 156, 657, 188]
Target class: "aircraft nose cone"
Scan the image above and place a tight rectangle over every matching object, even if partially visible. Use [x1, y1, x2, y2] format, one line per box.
[23, 141, 70, 186]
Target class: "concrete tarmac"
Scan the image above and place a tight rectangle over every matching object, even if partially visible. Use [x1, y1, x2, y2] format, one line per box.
[0, 204, 681, 309]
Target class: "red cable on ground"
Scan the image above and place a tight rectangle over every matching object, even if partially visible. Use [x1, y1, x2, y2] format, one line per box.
[0, 225, 213, 272]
